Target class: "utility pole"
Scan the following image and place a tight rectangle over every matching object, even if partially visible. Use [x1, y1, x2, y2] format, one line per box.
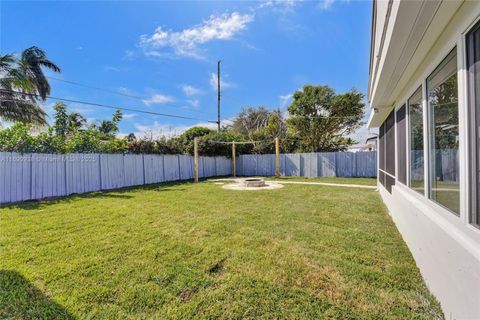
[217, 60, 221, 132]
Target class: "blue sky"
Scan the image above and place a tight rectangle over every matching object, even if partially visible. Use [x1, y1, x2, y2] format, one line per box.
[1, 0, 373, 141]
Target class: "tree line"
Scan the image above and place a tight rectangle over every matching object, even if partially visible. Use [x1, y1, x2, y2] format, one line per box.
[0, 47, 366, 156]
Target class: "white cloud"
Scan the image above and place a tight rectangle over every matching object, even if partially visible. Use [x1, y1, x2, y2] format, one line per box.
[257, 0, 299, 12]
[209, 73, 235, 90]
[142, 94, 174, 106]
[123, 113, 137, 120]
[104, 66, 120, 72]
[279, 93, 293, 108]
[181, 84, 203, 97]
[318, 0, 335, 10]
[140, 12, 254, 58]
[187, 99, 200, 109]
[118, 87, 134, 95]
[132, 119, 233, 139]
[124, 50, 135, 59]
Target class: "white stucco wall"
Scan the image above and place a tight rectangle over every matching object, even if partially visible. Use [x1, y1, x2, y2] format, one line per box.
[370, 2, 480, 317]
[379, 184, 480, 319]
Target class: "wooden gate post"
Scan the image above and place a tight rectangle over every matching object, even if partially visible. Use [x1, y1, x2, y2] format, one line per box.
[232, 142, 236, 177]
[194, 137, 199, 183]
[275, 137, 280, 178]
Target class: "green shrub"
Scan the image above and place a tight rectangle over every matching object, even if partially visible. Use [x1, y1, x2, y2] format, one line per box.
[0, 124, 36, 153]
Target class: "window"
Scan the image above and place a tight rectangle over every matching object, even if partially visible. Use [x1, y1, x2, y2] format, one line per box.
[385, 111, 396, 176]
[378, 122, 386, 187]
[408, 87, 424, 194]
[396, 105, 407, 185]
[467, 23, 480, 227]
[427, 49, 459, 215]
[378, 110, 395, 193]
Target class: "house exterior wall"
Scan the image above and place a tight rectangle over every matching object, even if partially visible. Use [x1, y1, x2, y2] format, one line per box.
[368, 1, 480, 318]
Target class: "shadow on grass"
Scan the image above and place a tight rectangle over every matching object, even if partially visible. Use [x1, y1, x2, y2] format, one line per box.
[0, 179, 201, 211]
[0, 270, 75, 319]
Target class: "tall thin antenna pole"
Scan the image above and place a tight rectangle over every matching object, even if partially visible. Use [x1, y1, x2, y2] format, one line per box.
[217, 60, 221, 132]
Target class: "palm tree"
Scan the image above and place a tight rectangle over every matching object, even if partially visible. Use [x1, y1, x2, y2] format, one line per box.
[67, 112, 86, 133]
[0, 46, 60, 125]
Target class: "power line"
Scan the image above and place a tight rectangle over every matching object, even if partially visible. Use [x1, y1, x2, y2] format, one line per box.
[45, 76, 212, 116]
[221, 95, 363, 120]
[0, 89, 211, 122]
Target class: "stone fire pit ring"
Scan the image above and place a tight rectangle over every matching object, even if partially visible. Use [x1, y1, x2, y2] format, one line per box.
[222, 178, 283, 191]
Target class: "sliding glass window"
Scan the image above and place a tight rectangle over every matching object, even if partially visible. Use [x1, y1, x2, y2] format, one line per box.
[426, 48, 460, 215]
[408, 87, 424, 194]
[467, 23, 480, 227]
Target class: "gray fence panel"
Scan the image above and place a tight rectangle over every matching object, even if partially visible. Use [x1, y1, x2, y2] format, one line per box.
[14, 153, 31, 202]
[335, 152, 356, 177]
[201, 157, 215, 177]
[198, 157, 205, 178]
[163, 155, 180, 181]
[257, 154, 275, 176]
[280, 154, 286, 176]
[179, 155, 194, 180]
[100, 154, 125, 190]
[237, 151, 376, 178]
[0, 152, 32, 203]
[236, 156, 243, 176]
[66, 153, 101, 194]
[215, 157, 224, 176]
[302, 153, 318, 177]
[0, 152, 10, 203]
[240, 155, 258, 176]
[31, 154, 67, 199]
[318, 153, 336, 177]
[124, 154, 144, 187]
[144, 155, 165, 184]
[355, 152, 376, 177]
[284, 153, 301, 176]
[215, 157, 231, 176]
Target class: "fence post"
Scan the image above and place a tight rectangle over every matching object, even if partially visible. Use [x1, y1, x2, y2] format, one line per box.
[194, 137, 199, 183]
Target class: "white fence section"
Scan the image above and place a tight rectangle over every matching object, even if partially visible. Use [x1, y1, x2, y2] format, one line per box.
[0, 151, 377, 204]
[237, 151, 377, 178]
[0, 152, 231, 204]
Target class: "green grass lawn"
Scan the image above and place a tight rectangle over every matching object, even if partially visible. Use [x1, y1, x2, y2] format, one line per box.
[0, 179, 442, 319]
[269, 176, 377, 186]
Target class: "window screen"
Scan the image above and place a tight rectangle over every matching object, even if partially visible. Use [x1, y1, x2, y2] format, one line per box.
[385, 111, 396, 176]
[378, 110, 395, 193]
[396, 105, 407, 185]
[379, 122, 385, 170]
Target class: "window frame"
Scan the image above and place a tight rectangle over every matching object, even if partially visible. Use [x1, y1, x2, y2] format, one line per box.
[466, 21, 480, 228]
[407, 86, 425, 194]
[426, 47, 460, 216]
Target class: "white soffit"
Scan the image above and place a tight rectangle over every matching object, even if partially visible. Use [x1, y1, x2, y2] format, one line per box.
[368, 0, 463, 128]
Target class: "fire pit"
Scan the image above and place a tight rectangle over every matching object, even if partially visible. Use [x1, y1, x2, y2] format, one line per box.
[221, 178, 283, 191]
[240, 178, 266, 188]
